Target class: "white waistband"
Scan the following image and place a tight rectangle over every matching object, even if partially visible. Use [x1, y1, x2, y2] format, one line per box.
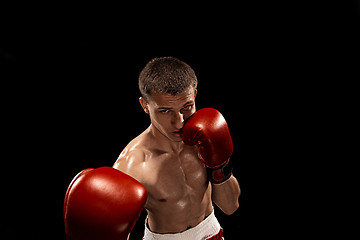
[143, 210, 221, 240]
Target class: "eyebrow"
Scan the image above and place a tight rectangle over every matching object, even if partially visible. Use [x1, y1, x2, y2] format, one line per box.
[157, 101, 194, 110]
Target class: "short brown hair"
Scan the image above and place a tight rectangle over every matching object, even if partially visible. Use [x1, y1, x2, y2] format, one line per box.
[138, 57, 198, 101]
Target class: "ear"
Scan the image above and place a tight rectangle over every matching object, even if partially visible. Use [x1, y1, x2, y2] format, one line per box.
[139, 97, 149, 114]
[194, 89, 198, 98]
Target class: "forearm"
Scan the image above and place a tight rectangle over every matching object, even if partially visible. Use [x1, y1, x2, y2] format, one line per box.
[211, 174, 240, 215]
[181, 108, 240, 214]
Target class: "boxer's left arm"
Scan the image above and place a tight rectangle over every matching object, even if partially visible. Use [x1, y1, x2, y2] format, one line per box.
[211, 174, 240, 215]
[181, 108, 241, 215]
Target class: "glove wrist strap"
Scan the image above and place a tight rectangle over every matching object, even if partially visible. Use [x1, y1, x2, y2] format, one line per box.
[207, 159, 233, 184]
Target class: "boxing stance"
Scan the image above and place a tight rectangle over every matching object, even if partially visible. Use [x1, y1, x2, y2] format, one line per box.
[114, 57, 241, 239]
[64, 57, 240, 239]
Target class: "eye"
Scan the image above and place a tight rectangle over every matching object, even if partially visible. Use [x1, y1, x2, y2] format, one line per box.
[182, 105, 192, 111]
[159, 109, 170, 114]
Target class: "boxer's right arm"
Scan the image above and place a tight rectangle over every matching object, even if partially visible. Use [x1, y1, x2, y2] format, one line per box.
[64, 167, 147, 240]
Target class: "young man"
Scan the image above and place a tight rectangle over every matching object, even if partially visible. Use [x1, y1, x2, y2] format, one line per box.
[113, 57, 241, 240]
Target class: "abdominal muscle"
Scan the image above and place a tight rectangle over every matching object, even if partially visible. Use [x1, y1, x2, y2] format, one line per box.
[143, 146, 213, 234]
[146, 184, 213, 234]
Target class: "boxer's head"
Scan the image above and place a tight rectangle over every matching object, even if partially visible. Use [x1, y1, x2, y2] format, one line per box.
[138, 57, 198, 142]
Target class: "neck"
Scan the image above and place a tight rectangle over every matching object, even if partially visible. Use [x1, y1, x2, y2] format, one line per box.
[147, 124, 184, 153]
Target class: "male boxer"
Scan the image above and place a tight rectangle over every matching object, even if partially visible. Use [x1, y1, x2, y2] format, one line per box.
[113, 57, 241, 240]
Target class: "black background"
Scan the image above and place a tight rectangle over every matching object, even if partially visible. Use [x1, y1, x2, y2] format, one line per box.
[2, 2, 359, 240]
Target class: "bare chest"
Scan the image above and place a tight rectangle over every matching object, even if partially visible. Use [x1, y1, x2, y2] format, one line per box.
[143, 146, 209, 206]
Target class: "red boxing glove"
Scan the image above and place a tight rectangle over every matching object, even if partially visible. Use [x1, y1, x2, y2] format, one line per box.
[64, 167, 147, 240]
[181, 108, 234, 184]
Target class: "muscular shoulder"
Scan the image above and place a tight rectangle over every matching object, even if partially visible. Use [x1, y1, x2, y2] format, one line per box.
[113, 132, 151, 183]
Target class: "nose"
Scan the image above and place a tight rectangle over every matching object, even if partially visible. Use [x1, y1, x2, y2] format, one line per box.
[172, 112, 184, 129]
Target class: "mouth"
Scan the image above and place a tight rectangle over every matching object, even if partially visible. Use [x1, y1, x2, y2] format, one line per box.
[172, 130, 181, 136]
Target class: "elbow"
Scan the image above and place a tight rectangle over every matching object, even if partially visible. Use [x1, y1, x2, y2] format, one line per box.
[224, 188, 241, 215]
[222, 200, 239, 215]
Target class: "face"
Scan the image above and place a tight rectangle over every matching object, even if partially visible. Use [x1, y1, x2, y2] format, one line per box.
[140, 88, 197, 142]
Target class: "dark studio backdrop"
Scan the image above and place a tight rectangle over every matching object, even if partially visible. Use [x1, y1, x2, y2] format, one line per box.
[3, 36, 265, 240]
[2, 2, 359, 240]
[4, 43, 294, 239]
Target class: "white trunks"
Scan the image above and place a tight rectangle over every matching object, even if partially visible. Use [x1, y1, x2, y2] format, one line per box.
[143, 210, 223, 240]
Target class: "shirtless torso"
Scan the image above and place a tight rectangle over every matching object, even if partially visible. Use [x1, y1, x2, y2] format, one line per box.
[113, 126, 213, 234]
